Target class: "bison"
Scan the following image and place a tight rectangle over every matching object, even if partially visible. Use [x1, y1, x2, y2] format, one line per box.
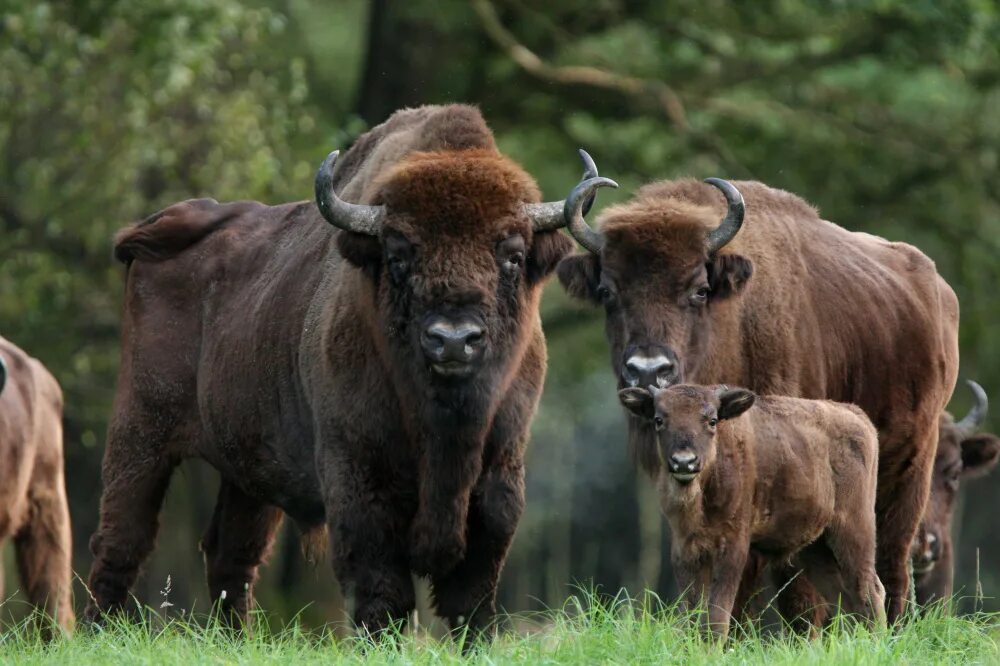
[618, 383, 885, 639]
[557, 174, 959, 622]
[0, 336, 74, 635]
[912, 380, 1000, 606]
[83, 105, 608, 634]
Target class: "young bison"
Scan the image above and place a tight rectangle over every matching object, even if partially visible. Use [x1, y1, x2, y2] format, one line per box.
[912, 381, 1000, 606]
[0, 336, 74, 636]
[618, 383, 885, 639]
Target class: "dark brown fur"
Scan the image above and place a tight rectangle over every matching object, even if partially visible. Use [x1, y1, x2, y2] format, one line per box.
[559, 178, 959, 622]
[620, 384, 885, 640]
[911, 413, 1000, 606]
[84, 105, 573, 634]
[0, 336, 74, 636]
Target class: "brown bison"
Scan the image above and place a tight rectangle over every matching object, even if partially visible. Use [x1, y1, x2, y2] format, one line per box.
[912, 380, 999, 606]
[618, 383, 885, 639]
[83, 105, 609, 634]
[557, 175, 959, 622]
[0, 336, 74, 635]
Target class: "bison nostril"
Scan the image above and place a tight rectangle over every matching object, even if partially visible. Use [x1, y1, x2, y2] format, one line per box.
[422, 319, 485, 365]
[623, 354, 675, 388]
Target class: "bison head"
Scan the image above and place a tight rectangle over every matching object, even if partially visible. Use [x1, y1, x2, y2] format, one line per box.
[314, 148, 612, 402]
[913, 380, 1000, 604]
[618, 384, 755, 483]
[557, 174, 751, 392]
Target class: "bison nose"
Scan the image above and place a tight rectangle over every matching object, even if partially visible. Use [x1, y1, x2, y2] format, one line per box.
[421, 318, 485, 367]
[912, 531, 940, 574]
[622, 354, 676, 388]
[667, 450, 700, 482]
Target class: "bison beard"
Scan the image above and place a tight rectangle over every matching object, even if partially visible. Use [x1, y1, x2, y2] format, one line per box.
[84, 104, 574, 637]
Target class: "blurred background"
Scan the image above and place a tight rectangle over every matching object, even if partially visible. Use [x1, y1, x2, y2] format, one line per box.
[1, 0, 998, 628]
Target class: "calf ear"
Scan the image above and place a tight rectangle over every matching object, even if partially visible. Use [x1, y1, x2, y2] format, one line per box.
[557, 253, 601, 303]
[619, 387, 655, 419]
[961, 433, 1000, 478]
[708, 254, 753, 301]
[718, 388, 755, 420]
[527, 230, 574, 285]
[337, 232, 382, 275]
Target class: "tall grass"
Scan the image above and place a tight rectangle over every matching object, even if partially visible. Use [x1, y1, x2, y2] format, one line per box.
[0, 591, 996, 665]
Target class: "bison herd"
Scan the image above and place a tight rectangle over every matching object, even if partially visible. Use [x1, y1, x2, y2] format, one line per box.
[0, 104, 996, 642]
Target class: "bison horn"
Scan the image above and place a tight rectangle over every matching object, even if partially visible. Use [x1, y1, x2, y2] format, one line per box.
[554, 149, 617, 253]
[0, 355, 6, 395]
[525, 149, 612, 234]
[704, 178, 746, 253]
[955, 379, 989, 436]
[314, 150, 387, 236]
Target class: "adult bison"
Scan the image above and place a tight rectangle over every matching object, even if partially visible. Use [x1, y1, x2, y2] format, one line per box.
[557, 174, 959, 622]
[912, 381, 999, 606]
[84, 105, 602, 634]
[0, 336, 74, 635]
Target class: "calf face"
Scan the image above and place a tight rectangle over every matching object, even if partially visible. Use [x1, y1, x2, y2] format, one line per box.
[912, 381, 1000, 603]
[618, 384, 755, 482]
[558, 179, 752, 390]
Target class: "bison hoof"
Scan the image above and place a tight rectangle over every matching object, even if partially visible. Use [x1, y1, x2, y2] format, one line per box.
[409, 521, 465, 577]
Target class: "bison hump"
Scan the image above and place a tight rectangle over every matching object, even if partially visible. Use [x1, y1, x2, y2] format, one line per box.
[114, 198, 262, 265]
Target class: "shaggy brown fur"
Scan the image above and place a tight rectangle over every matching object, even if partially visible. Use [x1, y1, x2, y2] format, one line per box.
[559, 178, 959, 623]
[85, 104, 573, 635]
[0, 336, 74, 636]
[911, 412, 999, 606]
[620, 384, 885, 640]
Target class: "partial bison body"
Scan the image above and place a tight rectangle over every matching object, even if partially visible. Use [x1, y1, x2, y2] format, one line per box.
[558, 176, 959, 622]
[913, 381, 1000, 606]
[0, 336, 74, 635]
[84, 105, 598, 633]
[619, 384, 885, 640]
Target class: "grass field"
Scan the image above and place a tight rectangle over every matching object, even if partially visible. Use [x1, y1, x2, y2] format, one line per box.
[1, 593, 997, 665]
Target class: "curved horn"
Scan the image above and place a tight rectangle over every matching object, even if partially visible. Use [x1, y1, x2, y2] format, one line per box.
[955, 379, 989, 436]
[704, 177, 746, 253]
[314, 150, 386, 236]
[562, 176, 618, 253]
[0, 355, 6, 396]
[524, 149, 604, 233]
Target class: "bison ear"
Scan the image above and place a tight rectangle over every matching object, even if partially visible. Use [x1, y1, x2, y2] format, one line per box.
[337, 231, 382, 274]
[619, 387, 655, 419]
[718, 388, 755, 420]
[557, 253, 601, 303]
[707, 254, 753, 301]
[961, 433, 1000, 478]
[527, 230, 574, 285]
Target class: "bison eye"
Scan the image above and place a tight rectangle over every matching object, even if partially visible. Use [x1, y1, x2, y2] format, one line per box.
[505, 251, 524, 269]
[387, 255, 409, 283]
[708, 418, 718, 427]
[654, 416, 664, 429]
[689, 286, 710, 306]
[596, 284, 617, 307]
[497, 235, 526, 273]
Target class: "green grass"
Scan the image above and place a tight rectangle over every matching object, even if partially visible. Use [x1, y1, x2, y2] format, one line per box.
[1, 593, 997, 665]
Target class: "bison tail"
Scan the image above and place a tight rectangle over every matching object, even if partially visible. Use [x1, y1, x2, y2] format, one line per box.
[114, 198, 244, 265]
[300, 524, 328, 566]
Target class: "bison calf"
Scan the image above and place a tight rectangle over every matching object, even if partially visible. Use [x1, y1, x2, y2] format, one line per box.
[0, 336, 74, 635]
[619, 383, 885, 639]
[912, 380, 1000, 606]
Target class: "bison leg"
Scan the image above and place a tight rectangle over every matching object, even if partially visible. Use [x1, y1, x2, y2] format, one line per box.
[325, 461, 414, 636]
[771, 563, 827, 636]
[875, 422, 937, 623]
[811, 528, 886, 628]
[430, 461, 524, 640]
[84, 413, 178, 624]
[200, 481, 283, 629]
[14, 477, 75, 637]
